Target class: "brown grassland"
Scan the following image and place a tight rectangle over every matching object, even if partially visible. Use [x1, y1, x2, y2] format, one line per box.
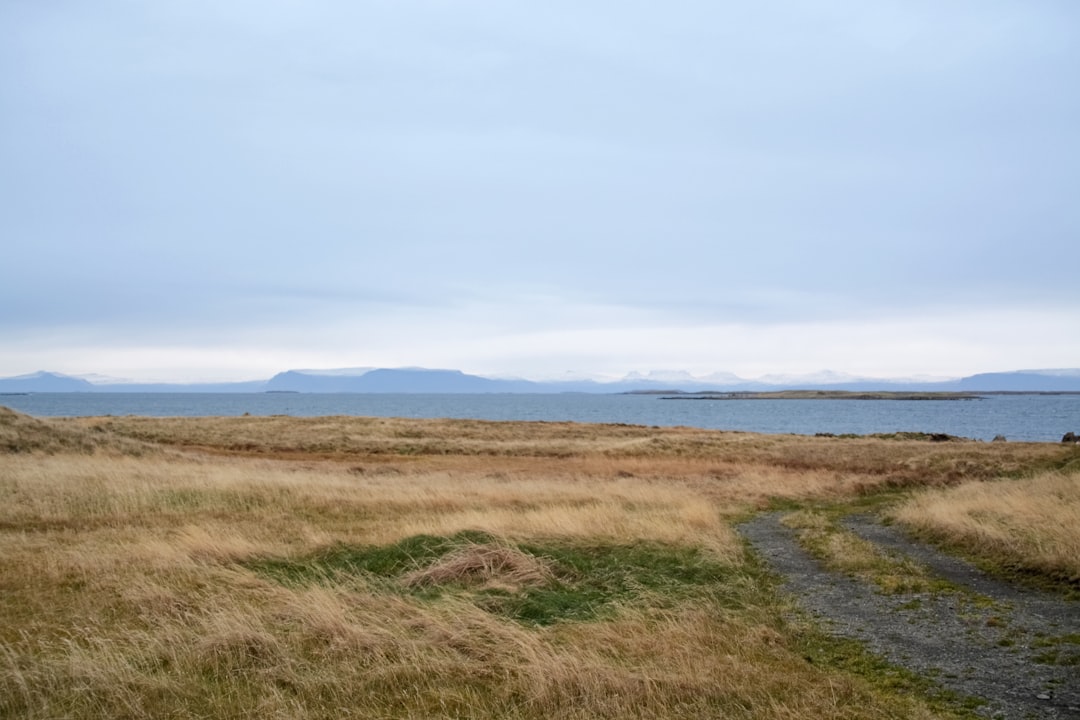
[1, 406, 1078, 719]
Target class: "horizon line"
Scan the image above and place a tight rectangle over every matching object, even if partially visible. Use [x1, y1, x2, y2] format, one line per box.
[4, 365, 1080, 388]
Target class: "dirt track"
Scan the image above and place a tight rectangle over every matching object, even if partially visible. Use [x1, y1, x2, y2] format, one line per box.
[739, 513, 1080, 718]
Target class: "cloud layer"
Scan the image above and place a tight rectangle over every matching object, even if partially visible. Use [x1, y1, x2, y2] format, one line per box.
[2, 1, 1078, 381]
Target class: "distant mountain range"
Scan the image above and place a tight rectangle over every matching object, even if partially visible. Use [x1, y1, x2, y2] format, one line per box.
[3, 367, 1080, 394]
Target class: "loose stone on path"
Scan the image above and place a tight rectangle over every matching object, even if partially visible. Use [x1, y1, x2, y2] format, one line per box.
[739, 512, 1080, 719]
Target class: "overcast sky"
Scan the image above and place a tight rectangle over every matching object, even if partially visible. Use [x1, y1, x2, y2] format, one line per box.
[2, 1, 1078, 382]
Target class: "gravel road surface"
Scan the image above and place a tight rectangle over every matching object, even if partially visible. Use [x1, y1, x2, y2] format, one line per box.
[739, 513, 1080, 718]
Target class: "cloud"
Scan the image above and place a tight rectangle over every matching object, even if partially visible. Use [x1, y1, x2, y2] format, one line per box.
[1, 1, 1078, 380]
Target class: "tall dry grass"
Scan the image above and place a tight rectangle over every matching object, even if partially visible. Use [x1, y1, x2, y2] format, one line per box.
[1, 576, 947, 719]
[62, 412, 1062, 467]
[0, 405, 153, 456]
[3, 408, 1073, 718]
[0, 452, 737, 557]
[58, 413, 1073, 504]
[892, 470, 1080, 584]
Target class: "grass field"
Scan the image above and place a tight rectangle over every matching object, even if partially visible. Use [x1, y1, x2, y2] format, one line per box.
[2, 406, 1077, 719]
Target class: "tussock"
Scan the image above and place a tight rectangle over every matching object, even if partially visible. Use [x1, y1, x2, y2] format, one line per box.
[402, 542, 554, 590]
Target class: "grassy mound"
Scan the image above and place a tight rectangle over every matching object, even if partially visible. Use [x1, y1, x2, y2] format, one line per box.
[0, 406, 152, 455]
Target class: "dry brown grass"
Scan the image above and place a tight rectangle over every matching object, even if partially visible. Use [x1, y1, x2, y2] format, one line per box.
[0, 453, 739, 559]
[0, 405, 154, 456]
[2, 408, 1074, 718]
[892, 470, 1080, 584]
[59, 413, 1070, 504]
[401, 542, 555, 591]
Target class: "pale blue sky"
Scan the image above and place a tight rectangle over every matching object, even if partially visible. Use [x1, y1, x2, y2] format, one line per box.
[2, 1, 1078, 382]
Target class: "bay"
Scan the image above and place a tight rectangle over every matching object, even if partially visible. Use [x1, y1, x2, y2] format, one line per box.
[2, 392, 1079, 443]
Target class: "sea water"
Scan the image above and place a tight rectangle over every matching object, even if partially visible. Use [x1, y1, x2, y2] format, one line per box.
[2, 392, 1079, 443]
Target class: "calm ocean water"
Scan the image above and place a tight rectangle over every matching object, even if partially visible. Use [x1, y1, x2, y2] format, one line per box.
[3, 392, 1079, 443]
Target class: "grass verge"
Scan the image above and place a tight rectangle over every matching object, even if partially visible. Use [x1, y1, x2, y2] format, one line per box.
[891, 469, 1080, 596]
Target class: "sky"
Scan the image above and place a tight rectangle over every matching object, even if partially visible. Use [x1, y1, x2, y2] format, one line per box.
[2, 1, 1078, 383]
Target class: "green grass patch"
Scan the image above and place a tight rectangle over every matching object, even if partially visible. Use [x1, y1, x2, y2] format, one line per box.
[244, 531, 736, 625]
[246, 529, 494, 582]
[506, 540, 733, 623]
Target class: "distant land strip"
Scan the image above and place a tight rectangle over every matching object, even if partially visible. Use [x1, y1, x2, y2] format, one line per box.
[650, 391, 983, 401]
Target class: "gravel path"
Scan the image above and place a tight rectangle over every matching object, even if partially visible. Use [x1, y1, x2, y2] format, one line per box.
[739, 513, 1080, 719]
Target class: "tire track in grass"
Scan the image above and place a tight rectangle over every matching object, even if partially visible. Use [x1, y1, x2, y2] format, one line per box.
[739, 512, 1080, 719]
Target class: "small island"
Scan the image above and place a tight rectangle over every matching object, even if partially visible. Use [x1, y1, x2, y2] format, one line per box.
[644, 390, 983, 401]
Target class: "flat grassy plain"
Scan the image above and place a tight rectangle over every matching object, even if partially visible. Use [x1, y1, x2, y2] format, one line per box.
[2, 407, 1078, 719]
